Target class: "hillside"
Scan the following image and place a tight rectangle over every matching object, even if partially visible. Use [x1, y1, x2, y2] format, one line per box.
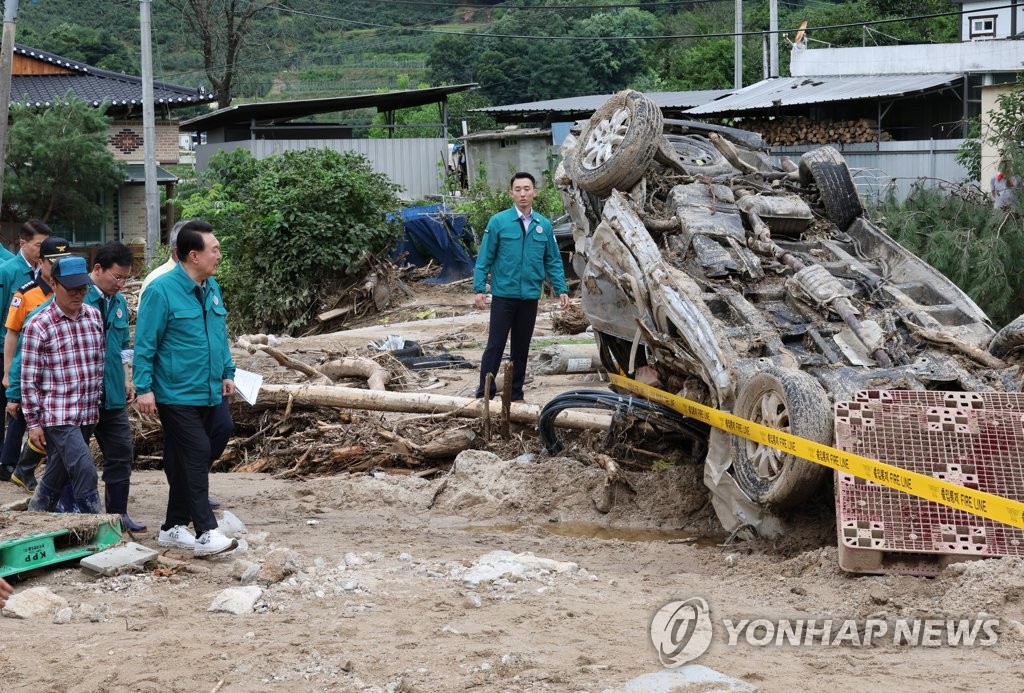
[13, 0, 957, 109]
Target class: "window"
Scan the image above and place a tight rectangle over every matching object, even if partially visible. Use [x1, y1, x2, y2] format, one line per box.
[970, 15, 996, 39]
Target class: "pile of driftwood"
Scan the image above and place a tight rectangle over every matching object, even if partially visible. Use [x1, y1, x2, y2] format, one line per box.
[129, 333, 614, 478]
[738, 116, 891, 146]
[313, 256, 413, 334]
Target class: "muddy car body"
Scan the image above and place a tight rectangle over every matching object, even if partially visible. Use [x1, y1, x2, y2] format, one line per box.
[556, 90, 1022, 535]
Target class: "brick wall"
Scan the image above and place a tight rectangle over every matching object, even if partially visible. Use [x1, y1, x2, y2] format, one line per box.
[107, 120, 180, 164]
[119, 185, 148, 244]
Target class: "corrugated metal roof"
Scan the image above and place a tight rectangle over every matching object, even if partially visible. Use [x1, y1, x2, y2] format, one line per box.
[475, 89, 732, 116]
[181, 84, 478, 131]
[687, 74, 961, 115]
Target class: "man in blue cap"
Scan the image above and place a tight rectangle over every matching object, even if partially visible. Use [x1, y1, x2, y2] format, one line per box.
[22, 255, 106, 513]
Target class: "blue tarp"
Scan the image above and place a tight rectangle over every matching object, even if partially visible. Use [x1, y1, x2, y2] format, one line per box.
[390, 204, 476, 284]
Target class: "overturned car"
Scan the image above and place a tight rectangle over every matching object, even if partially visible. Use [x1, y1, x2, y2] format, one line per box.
[556, 90, 1023, 535]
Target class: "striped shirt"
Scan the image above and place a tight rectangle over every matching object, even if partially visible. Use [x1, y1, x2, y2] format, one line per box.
[21, 301, 105, 430]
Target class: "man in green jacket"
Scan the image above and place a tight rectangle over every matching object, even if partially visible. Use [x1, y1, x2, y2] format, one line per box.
[473, 172, 569, 402]
[82, 242, 147, 531]
[134, 220, 237, 557]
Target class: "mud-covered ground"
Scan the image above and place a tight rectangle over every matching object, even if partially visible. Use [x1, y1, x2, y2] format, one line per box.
[1, 288, 1023, 692]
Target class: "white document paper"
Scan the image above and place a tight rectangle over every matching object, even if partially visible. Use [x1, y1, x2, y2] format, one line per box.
[233, 368, 264, 406]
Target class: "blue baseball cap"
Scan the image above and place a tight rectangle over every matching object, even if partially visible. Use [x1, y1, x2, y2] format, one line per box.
[51, 256, 94, 289]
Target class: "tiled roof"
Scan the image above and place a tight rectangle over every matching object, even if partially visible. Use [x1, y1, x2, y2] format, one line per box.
[10, 44, 214, 109]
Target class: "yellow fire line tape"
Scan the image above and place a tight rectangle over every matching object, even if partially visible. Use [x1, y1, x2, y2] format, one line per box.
[608, 373, 1024, 530]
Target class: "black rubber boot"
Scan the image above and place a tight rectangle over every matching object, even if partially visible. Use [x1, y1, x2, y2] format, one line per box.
[105, 481, 147, 532]
[10, 439, 45, 491]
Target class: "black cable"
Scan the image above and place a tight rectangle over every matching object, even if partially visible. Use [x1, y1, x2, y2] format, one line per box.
[538, 388, 708, 454]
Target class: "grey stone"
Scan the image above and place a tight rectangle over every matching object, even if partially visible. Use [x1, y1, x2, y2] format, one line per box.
[230, 558, 258, 579]
[1, 587, 68, 619]
[240, 564, 261, 586]
[52, 607, 73, 624]
[209, 586, 263, 615]
[258, 547, 304, 583]
[217, 510, 247, 539]
[0, 498, 28, 511]
[80, 542, 158, 576]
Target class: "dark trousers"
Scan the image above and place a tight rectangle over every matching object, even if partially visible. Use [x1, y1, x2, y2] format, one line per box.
[30, 424, 98, 512]
[476, 296, 538, 401]
[90, 407, 134, 486]
[0, 409, 25, 470]
[210, 397, 234, 464]
[157, 403, 219, 536]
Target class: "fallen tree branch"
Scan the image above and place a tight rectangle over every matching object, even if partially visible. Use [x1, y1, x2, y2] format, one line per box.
[903, 320, 1007, 369]
[258, 384, 612, 431]
[319, 357, 390, 391]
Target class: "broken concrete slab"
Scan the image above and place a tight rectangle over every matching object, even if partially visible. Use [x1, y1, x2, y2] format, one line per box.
[209, 585, 263, 615]
[1, 586, 68, 619]
[80, 541, 158, 576]
[605, 666, 757, 693]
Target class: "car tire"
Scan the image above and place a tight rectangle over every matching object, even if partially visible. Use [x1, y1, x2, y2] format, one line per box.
[730, 367, 830, 508]
[572, 90, 663, 197]
[799, 146, 863, 230]
[989, 314, 1024, 359]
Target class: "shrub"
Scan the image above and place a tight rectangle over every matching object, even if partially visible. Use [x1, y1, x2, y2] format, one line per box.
[455, 165, 565, 242]
[173, 149, 403, 333]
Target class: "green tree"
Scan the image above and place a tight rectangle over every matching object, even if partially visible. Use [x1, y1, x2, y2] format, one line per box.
[877, 185, 1024, 327]
[175, 149, 403, 333]
[43, 22, 134, 72]
[3, 97, 124, 224]
[428, 34, 479, 86]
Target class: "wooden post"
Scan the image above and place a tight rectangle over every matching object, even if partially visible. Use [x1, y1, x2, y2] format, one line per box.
[501, 361, 513, 438]
[482, 373, 493, 442]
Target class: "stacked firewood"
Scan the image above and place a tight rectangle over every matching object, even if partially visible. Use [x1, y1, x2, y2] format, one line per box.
[737, 116, 892, 146]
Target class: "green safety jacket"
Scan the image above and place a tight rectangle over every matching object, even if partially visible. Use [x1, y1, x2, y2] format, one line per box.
[85, 285, 131, 410]
[134, 263, 234, 406]
[473, 207, 568, 300]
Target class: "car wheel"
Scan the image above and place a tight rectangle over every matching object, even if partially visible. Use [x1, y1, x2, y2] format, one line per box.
[663, 134, 736, 178]
[730, 367, 830, 508]
[798, 146, 863, 230]
[989, 314, 1024, 359]
[572, 90, 663, 197]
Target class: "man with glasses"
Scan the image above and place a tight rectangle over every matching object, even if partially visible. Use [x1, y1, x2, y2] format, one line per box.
[23, 256, 106, 513]
[80, 242, 146, 531]
[0, 237, 72, 485]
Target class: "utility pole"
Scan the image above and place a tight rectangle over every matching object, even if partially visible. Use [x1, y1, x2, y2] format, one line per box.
[769, 0, 779, 78]
[734, 0, 742, 89]
[0, 0, 19, 217]
[140, 0, 160, 262]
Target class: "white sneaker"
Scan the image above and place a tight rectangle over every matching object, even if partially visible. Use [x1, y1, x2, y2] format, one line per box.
[158, 525, 196, 550]
[194, 529, 237, 557]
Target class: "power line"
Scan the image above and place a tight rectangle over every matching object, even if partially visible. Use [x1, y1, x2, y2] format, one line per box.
[271, 2, 1013, 41]
[338, 0, 723, 8]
